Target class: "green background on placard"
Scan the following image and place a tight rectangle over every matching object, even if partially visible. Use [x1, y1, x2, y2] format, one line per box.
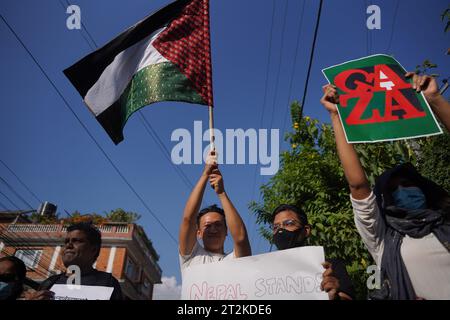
[322, 54, 441, 143]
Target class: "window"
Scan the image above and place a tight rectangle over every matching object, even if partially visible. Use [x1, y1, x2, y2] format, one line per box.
[141, 278, 151, 296]
[125, 257, 139, 282]
[15, 249, 42, 269]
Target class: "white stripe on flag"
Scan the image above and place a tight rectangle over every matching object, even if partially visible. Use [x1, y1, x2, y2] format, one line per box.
[85, 28, 168, 116]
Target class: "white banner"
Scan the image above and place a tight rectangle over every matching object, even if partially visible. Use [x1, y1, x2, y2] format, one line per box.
[181, 246, 328, 300]
[50, 284, 114, 300]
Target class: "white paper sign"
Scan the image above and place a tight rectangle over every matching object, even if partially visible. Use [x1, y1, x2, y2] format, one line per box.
[181, 246, 328, 300]
[50, 284, 114, 300]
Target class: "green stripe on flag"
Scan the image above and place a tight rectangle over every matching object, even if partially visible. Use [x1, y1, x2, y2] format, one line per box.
[96, 61, 206, 144]
[122, 61, 206, 121]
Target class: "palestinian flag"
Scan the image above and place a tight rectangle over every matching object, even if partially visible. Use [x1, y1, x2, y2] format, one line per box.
[64, 0, 213, 144]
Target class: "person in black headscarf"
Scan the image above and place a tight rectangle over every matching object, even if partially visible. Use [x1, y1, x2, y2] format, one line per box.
[320, 75, 450, 300]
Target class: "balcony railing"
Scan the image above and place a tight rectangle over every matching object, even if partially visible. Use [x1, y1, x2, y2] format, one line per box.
[5, 224, 129, 234]
[116, 225, 130, 233]
[7, 224, 60, 233]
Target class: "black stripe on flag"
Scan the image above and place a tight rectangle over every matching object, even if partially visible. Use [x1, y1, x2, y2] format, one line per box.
[63, 0, 191, 98]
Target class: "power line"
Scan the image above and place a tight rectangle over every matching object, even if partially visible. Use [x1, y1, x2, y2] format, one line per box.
[386, 0, 400, 54]
[281, 0, 307, 135]
[1, 157, 75, 219]
[268, 0, 289, 129]
[0, 200, 8, 210]
[58, 0, 97, 50]
[257, 0, 277, 131]
[0, 176, 34, 209]
[1, 211, 122, 280]
[256, 0, 290, 254]
[0, 203, 69, 275]
[138, 112, 194, 189]
[250, 0, 277, 247]
[0, 189, 20, 210]
[299, 0, 324, 117]
[365, 0, 370, 55]
[0, 159, 42, 204]
[251, 0, 277, 202]
[65, 0, 98, 49]
[0, 14, 177, 245]
[0, 227, 61, 279]
[252, 0, 324, 251]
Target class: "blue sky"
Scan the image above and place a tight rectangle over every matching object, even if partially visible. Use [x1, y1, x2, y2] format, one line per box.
[1, 0, 449, 287]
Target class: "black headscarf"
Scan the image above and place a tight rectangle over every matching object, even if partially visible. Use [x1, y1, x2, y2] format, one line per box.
[370, 163, 450, 300]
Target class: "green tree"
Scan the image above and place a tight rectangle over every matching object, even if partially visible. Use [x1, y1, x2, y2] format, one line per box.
[30, 212, 59, 224]
[63, 211, 106, 225]
[415, 59, 438, 77]
[412, 60, 450, 191]
[415, 132, 450, 192]
[105, 208, 141, 223]
[62, 209, 141, 225]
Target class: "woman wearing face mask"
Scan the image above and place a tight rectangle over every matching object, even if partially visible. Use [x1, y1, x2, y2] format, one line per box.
[320, 78, 450, 300]
[271, 204, 355, 300]
[0, 256, 27, 300]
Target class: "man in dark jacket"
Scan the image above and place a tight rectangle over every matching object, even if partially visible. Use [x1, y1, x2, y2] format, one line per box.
[29, 222, 122, 300]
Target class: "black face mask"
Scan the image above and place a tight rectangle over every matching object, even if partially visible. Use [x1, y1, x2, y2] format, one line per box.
[273, 228, 305, 250]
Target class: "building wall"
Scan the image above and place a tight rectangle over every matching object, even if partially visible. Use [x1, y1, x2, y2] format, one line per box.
[94, 247, 111, 271]
[0, 245, 14, 257]
[113, 247, 127, 280]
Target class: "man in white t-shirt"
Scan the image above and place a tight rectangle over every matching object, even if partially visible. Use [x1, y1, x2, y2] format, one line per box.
[179, 151, 251, 274]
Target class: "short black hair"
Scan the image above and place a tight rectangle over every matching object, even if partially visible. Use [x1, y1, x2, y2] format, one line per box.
[0, 256, 27, 282]
[196, 204, 226, 227]
[67, 222, 102, 258]
[271, 204, 309, 225]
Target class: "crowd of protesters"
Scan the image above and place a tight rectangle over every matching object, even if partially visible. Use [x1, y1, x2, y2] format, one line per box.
[1, 72, 449, 300]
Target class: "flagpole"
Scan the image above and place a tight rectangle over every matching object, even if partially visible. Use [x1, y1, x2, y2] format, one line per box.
[206, 0, 215, 154]
[209, 105, 215, 151]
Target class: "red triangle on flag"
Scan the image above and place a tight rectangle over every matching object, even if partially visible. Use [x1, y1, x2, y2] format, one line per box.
[153, 0, 214, 106]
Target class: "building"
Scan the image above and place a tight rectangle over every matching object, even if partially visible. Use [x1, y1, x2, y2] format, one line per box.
[0, 210, 162, 300]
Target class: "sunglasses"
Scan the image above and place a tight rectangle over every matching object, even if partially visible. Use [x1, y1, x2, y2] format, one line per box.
[271, 219, 302, 233]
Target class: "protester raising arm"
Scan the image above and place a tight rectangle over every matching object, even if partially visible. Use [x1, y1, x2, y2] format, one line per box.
[320, 84, 371, 200]
[209, 169, 252, 258]
[405, 72, 450, 132]
[179, 152, 217, 256]
[320, 84, 386, 267]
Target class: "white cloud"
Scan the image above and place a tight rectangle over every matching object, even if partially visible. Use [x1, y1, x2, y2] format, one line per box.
[153, 276, 182, 300]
